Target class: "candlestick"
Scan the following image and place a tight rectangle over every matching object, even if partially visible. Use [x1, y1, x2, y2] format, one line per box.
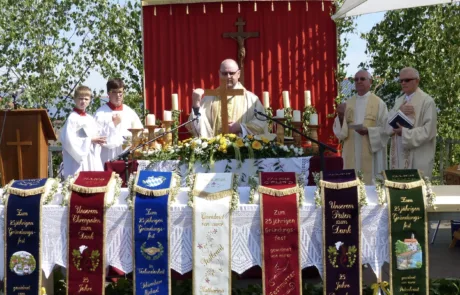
[146, 114, 156, 126]
[163, 110, 172, 121]
[292, 121, 302, 147]
[127, 128, 143, 155]
[275, 118, 286, 145]
[282, 91, 290, 108]
[292, 110, 301, 122]
[162, 121, 173, 146]
[276, 109, 284, 118]
[309, 113, 318, 125]
[146, 125, 158, 148]
[308, 124, 319, 153]
[263, 91, 270, 108]
[172, 94, 179, 110]
[304, 90, 311, 106]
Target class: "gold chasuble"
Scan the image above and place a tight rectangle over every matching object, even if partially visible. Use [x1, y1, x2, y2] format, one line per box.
[343, 94, 380, 184]
[189, 82, 268, 138]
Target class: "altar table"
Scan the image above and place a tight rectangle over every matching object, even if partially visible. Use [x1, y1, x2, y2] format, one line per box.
[1, 185, 458, 281]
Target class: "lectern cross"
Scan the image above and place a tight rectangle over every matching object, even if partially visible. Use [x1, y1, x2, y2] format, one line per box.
[7, 129, 32, 179]
[204, 78, 244, 135]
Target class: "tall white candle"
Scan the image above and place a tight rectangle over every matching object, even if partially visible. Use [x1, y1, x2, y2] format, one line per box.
[309, 113, 318, 125]
[263, 91, 270, 108]
[146, 114, 156, 126]
[163, 110, 172, 121]
[171, 94, 179, 110]
[304, 90, 311, 106]
[276, 109, 284, 118]
[282, 91, 290, 108]
[293, 110, 301, 122]
[131, 120, 143, 129]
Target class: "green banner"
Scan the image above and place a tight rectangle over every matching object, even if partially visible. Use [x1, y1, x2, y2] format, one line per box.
[384, 169, 428, 295]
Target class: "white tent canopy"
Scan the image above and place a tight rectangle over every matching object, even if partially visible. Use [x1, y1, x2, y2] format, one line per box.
[332, 0, 460, 19]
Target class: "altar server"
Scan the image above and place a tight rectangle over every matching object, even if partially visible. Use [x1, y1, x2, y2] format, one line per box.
[95, 78, 143, 164]
[60, 86, 106, 178]
[333, 69, 389, 184]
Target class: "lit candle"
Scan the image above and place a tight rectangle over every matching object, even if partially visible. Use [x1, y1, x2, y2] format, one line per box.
[276, 109, 284, 118]
[304, 90, 311, 106]
[171, 94, 179, 110]
[309, 113, 318, 125]
[293, 110, 301, 122]
[263, 91, 270, 108]
[163, 110, 172, 121]
[146, 114, 156, 126]
[282, 91, 290, 108]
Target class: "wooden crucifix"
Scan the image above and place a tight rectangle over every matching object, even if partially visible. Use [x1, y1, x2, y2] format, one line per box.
[204, 78, 244, 135]
[223, 17, 259, 85]
[7, 129, 32, 179]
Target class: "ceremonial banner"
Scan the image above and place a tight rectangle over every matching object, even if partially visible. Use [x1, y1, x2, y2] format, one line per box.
[321, 170, 362, 295]
[192, 173, 235, 295]
[384, 169, 428, 295]
[4, 178, 51, 295]
[133, 171, 177, 295]
[258, 172, 302, 295]
[67, 171, 115, 295]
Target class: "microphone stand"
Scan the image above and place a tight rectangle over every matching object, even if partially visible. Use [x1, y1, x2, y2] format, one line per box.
[254, 110, 337, 172]
[112, 115, 200, 184]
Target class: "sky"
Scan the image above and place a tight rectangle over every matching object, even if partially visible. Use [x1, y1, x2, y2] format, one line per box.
[83, 12, 386, 93]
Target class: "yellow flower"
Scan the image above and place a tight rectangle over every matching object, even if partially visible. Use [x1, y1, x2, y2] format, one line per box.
[236, 138, 244, 148]
[209, 138, 215, 144]
[219, 137, 227, 145]
[247, 135, 254, 140]
[226, 134, 236, 139]
[252, 140, 262, 150]
[261, 136, 270, 144]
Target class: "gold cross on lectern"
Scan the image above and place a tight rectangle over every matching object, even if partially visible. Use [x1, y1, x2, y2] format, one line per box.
[204, 78, 244, 135]
[7, 129, 32, 179]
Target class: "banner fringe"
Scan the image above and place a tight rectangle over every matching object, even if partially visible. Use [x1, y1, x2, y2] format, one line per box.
[7, 186, 46, 197]
[320, 179, 359, 190]
[258, 185, 300, 197]
[192, 189, 234, 200]
[384, 179, 424, 189]
[134, 185, 171, 197]
[71, 184, 108, 194]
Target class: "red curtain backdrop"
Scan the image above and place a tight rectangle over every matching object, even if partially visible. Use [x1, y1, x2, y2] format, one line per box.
[142, 1, 337, 143]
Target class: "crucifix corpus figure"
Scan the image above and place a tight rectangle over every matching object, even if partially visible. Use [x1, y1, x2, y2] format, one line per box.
[186, 59, 268, 138]
[223, 17, 259, 85]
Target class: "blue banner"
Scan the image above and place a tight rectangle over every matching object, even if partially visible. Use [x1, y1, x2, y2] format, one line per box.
[133, 171, 172, 295]
[5, 178, 47, 295]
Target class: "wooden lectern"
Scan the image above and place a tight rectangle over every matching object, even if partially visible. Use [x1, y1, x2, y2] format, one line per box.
[0, 109, 57, 186]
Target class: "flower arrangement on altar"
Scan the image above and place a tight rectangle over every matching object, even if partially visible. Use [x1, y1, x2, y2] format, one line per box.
[139, 134, 312, 167]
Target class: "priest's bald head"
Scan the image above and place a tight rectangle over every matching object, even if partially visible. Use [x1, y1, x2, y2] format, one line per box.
[399, 67, 420, 96]
[219, 59, 240, 89]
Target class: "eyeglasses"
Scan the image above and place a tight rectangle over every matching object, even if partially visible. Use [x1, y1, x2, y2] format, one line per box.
[399, 78, 417, 83]
[220, 70, 239, 76]
[354, 77, 368, 82]
[109, 90, 124, 94]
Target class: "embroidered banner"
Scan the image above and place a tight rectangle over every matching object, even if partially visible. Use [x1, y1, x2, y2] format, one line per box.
[133, 171, 175, 295]
[321, 170, 362, 295]
[67, 171, 114, 295]
[259, 172, 301, 295]
[192, 173, 234, 295]
[384, 169, 428, 295]
[5, 178, 49, 295]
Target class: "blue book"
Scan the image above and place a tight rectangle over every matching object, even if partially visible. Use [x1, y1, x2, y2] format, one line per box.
[389, 110, 414, 129]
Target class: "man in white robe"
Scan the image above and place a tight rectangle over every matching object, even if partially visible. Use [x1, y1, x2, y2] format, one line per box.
[60, 86, 105, 178]
[333, 69, 389, 184]
[187, 59, 268, 138]
[386, 67, 437, 178]
[95, 78, 143, 164]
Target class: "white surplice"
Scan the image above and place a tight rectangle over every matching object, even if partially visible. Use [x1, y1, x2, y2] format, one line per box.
[59, 111, 103, 178]
[94, 104, 143, 164]
[333, 92, 389, 183]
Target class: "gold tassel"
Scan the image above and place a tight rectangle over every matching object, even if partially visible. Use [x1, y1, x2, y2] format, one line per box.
[306, 1, 308, 11]
[134, 185, 172, 197]
[258, 185, 301, 197]
[254, 2, 257, 11]
[203, 3, 206, 14]
[7, 186, 46, 197]
[322, 0, 324, 11]
[271, 1, 274, 11]
[192, 189, 234, 200]
[238, 2, 241, 13]
[384, 180, 424, 190]
[170, 5, 172, 15]
[154, 6, 157, 16]
[186, 5, 189, 14]
[320, 179, 360, 190]
[71, 184, 108, 194]
[221, 2, 223, 13]
[288, 1, 291, 11]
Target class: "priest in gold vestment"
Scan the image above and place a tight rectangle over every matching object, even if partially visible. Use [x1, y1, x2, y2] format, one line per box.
[187, 59, 268, 138]
[333, 70, 389, 184]
[385, 67, 437, 179]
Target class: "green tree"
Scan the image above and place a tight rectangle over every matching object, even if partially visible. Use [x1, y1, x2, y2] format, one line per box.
[395, 240, 409, 255]
[362, 4, 460, 175]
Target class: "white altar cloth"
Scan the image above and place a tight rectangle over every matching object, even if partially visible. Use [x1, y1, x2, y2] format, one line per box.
[0, 185, 458, 280]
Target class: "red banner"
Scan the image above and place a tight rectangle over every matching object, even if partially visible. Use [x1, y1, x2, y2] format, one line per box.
[260, 172, 301, 295]
[67, 172, 113, 295]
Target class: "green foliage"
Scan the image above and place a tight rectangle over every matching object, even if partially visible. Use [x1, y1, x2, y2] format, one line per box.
[395, 240, 409, 255]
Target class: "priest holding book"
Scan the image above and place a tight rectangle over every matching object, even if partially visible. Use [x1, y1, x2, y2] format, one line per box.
[386, 67, 437, 178]
[333, 69, 389, 184]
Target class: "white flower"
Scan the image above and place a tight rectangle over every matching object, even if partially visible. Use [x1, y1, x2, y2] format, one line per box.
[194, 147, 204, 155]
[245, 143, 249, 147]
[195, 139, 202, 145]
[201, 142, 208, 149]
[185, 143, 190, 148]
[79, 245, 88, 254]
